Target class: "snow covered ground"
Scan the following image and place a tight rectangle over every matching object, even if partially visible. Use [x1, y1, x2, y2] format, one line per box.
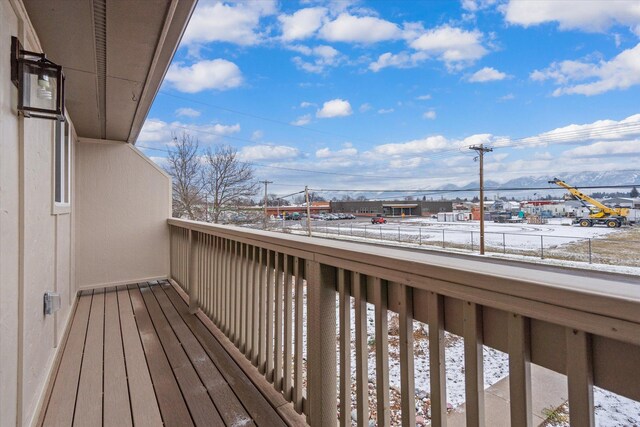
[270, 217, 640, 272]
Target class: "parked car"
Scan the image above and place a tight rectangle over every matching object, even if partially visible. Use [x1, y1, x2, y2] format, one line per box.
[371, 216, 387, 224]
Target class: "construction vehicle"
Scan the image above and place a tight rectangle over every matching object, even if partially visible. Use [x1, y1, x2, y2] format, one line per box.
[548, 178, 629, 227]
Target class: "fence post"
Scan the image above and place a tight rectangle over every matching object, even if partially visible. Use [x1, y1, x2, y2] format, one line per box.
[442, 229, 445, 248]
[364, 225, 367, 239]
[306, 261, 337, 425]
[338, 223, 340, 236]
[379, 226, 383, 240]
[588, 238, 592, 264]
[419, 228, 422, 245]
[503, 233, 506, 254]
[188, 229, 199, 314]
[398, 226, 401, 243]
[471, 231, 474, 252]
[540, 235, 544, 259]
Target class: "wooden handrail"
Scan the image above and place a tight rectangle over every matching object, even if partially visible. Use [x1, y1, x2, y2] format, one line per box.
[168, 218, 640, 426]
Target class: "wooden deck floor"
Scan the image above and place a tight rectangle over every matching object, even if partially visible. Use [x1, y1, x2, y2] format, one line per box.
[40, 281, 289, 427]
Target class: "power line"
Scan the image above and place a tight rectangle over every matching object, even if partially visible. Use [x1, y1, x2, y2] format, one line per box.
[158, 91, 640, 158]
[310, 184, 640, 193]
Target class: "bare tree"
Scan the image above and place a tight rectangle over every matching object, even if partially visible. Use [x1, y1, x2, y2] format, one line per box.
[165, 132, 204, 220]
[203, 145, 258, 223]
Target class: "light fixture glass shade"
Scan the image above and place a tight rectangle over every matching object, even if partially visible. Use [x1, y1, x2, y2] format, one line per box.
[11, 37, 65, 121]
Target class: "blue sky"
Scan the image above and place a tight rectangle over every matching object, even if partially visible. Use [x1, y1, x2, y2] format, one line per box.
[138, 0, 640, 194]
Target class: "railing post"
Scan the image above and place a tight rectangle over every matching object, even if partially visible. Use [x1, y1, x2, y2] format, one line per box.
[188, 229, 199, 314]
[442, 229, 445, 248]
[503, 233, 506, 254]
[540, 235, 544, 259]
[471, 231, 474, 252]
[419, 227, 422, 245]
[306, 260, 337, 426]
[588, 238, 592, 264]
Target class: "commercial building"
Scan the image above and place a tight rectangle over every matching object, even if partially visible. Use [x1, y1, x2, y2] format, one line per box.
[330, 200, 453, 217]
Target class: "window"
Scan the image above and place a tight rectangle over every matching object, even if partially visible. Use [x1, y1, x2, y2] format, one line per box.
[54, 119, 71, 211]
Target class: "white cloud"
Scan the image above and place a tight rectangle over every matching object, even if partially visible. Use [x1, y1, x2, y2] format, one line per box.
[499, 93, 515, 101]
[531, 43, 640, 96]
[138, 118, 241, 145]
[300, 101, 315, 108]
[562, 140, 640, 158]
[239, 145, 301, 161]
[416, 94, 432, 100]
[182, 0, 276, 46]
[165, 60, 243, 93]
[279, 7, 327, 41]
[291, 44, 342, 73]
[502, 0, 640, 33]
[513, 114, 640, 147]
[410, 25, 487, 69]
[462, 0, 498, 12]
[359, 103, 372, 112]
[389, 157, 423, 169]
[291, 114, 312, 126]
[423, 110, 437, 120]
[373, 135, 450, 156]
[317, 99, 353, 118]
[469, 66, 508, 82]
[175, 107, 201, 118]
[251, 130, 264, 141]
[378, 108, 394, 114]
[319, 13, 402, 43]
[368, 51, 428, 72]
[316, 147, 358, 158]
[372, 133, 494, 157]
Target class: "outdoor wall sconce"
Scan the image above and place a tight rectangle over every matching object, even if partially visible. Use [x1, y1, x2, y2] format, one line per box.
[11, 36, 65, 121]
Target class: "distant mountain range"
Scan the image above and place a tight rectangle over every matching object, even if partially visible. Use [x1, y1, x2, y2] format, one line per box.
[430, 171, 640, 200]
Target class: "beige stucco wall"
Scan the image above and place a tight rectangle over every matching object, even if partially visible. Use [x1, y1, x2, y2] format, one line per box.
[74, 139, 171, 289]
[0, 0, 76, 425]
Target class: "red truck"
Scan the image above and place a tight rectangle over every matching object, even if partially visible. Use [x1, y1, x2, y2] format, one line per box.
[371, 216, 387, 224]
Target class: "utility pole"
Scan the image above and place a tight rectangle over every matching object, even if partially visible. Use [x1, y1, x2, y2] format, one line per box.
[304, 186, 312, 237]
[260, 180, 273, 229]
[469, 144, 493, 255]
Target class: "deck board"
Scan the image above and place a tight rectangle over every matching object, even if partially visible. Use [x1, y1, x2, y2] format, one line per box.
[138, 283, 224, 426]
[128, 285, 194, 427]
[41, 282, 290, 427]
[162, 283, 288, 427]
[117, 287, 163, 427]
[74, 288, 105, 426]
[42, 294, 92, 426]
[103, 287, 132, 427]
[150, 284, 255, 427]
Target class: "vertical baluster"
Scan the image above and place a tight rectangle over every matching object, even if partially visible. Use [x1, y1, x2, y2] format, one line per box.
[266, 250, 275, 381]
[259, 248, 267, 373]
[374, 278, 390, 426]
[225, 239, 231, 335]
[508, 313, 532, 427]
[239, 243, 247, 351]
[234, 242, 241, 345]
[284, 255, 294, 400]
[463, 302, 485, 427]
[251, 246, 260, 366]
[399, 284, 415, 427]
[294, 257, 305, 413]
[428, 292, 447, 427]
[353, 272, 368, 427]
[275, 253, 285, 391]
[566, 329, 595, 427]
[338, 268, 351, 426]
[306, 261, 337, 425]
[246, 245, 255, 358]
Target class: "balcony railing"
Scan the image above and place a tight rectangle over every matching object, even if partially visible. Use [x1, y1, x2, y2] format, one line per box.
[168, 218, 640, 426]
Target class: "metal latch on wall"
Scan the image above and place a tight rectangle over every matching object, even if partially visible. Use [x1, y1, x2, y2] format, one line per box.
[44, 292, 61, 315]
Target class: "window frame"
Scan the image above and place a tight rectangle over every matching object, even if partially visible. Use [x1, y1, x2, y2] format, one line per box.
[52, 116, 71, 215]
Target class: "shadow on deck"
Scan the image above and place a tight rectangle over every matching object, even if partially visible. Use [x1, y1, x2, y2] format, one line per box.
[39, 281, 297, 426]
